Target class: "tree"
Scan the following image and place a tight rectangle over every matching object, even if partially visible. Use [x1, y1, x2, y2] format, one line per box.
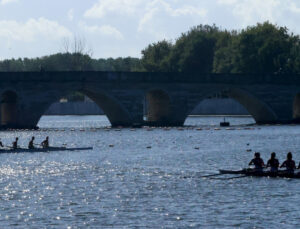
[141, 40, 173, 72]
[233, 22, 296, 74]
[169, 25, 221, 73]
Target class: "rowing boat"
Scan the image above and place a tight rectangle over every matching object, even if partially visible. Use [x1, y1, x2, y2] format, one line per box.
[219, 169, 300, 179]
[0, 146, 93, 154]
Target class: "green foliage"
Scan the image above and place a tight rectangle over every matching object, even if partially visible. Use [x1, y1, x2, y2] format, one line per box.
[141, 22, 300, 74]
[0, 53, 142, 72]
[141, 40, 172, 72]
[172, 25, 221, 73]
[92, 57, 142, 72]
[234, 22, 297, 74]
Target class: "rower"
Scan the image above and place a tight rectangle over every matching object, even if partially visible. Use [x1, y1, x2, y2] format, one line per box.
[12, 137, 19, 149]
[280, 152, 296, 174]
[28, 137, 35, 149]
[0, 138, 3, 147]
[267, 152, 279, 172]
[249, 152, 265, 172]
[41, 136, 49, 149]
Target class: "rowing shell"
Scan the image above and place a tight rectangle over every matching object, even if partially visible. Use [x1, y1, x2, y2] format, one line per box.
[219, 169, 300, 179]
[0, 146, 93, 154]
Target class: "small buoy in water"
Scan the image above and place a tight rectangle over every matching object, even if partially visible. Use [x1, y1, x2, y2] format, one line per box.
[246, 149, 252, 152]
[196, 128, 202, 131]
[214, 128, 221, 130]
[147, 146, 152, 149]
[194, 147, 200, 150]
[109, 144, 114, 147]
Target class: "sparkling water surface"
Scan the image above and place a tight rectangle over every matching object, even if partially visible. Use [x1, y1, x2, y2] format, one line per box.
[1, 116, 300, 228]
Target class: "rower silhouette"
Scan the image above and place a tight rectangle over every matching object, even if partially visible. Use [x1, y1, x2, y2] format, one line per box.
[267, 152, 279, 172]
[28, 137, 35, 149]
[249, 152, 265, 171]
[41, 136, 49, 149]
[12, 137, 19, 149]
[280, 152, 296, 174]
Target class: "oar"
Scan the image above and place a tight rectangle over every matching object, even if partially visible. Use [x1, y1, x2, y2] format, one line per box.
[33, 143, 43, 148]
[198, 173, 225, 178]
[210, 175, 248, 180]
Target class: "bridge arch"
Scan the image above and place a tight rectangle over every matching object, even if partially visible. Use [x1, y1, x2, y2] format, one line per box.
[35, 90, 133, 128]
[1, 90, 18, 127]
[185, 88, 277, 124]
[144, 89, 172, 125]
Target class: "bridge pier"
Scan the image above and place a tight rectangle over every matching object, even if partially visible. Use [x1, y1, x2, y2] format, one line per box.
[144, 93, 188, 127]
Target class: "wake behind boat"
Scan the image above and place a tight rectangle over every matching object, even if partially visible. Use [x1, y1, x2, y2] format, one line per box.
[0, 146, 93, 154]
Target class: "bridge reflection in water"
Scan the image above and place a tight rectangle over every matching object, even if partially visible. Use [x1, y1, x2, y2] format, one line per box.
[0, 71, 300, 129]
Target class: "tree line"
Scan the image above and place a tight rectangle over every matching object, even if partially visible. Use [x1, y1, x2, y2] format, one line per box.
[0, 21, 299, 74]
[0, 53, 142, 72]
[141, 22, 300, 74]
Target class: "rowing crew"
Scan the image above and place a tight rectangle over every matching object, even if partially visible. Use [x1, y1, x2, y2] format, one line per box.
[249, 152, 297, 174]
[0, 136, 49, 149]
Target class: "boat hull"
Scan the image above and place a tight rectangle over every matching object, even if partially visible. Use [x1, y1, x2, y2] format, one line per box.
[219, 169, 300, 179]
[0, 147, 93, 154]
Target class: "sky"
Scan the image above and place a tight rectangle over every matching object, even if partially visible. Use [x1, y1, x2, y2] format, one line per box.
[0, 0, 300, 59]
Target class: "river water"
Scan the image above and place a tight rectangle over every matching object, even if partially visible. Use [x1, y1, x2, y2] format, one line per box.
[1, 116, 300, 228]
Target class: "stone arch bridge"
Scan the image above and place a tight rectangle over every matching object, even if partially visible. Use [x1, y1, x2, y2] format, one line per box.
[0, 71, 300, 129]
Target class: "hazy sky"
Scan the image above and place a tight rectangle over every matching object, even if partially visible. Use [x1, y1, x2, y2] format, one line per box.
[0, 0, 299, 59]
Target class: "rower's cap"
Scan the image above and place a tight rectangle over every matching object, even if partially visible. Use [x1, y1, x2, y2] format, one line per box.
[271, 152, 276, 157]
[255, 152, 260, 157]
[287, 152, 293, 159]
